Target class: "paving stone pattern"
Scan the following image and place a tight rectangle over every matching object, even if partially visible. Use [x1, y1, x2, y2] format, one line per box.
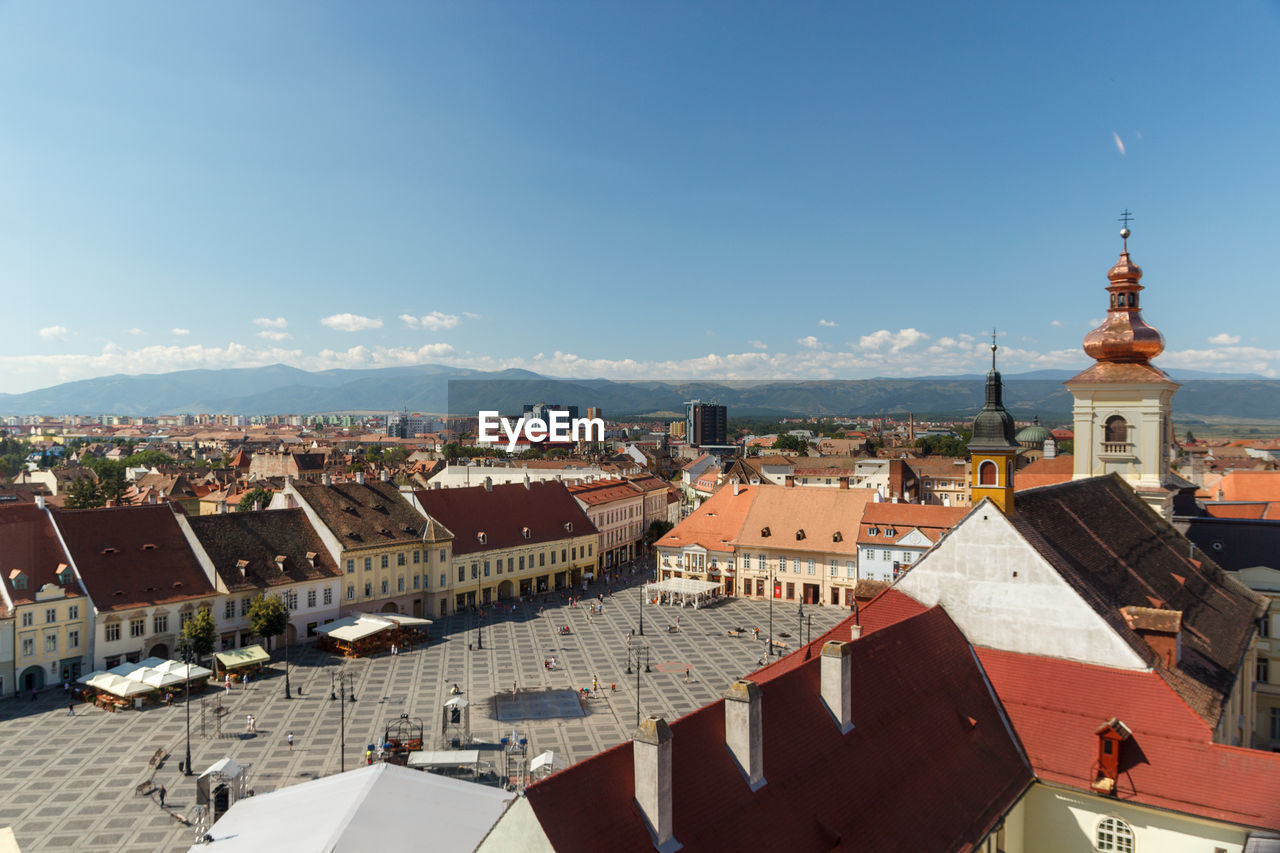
[0, 570, 848, 851]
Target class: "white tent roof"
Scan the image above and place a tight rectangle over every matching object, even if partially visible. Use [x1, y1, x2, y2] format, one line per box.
[192, 762, 514, 852]
[84, 672, 154, 698]
[318, 612, 432, 643]
[649, 577, 720, 595]
[443, 696, 469, 709]
[407, 750, 480, 768]
[530, 750, 557, 773]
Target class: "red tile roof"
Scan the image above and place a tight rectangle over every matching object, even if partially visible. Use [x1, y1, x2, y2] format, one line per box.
[53, 504, 217, 610]
[525, 606, 1031, 852]
[413, 481, 597, 556]
[658, 483, 761, 554]
[1014, 454, 1074, 490]
[0, 504, 79, 611]
[566, 478, 643, 506]
[978, 647, 1280, 831]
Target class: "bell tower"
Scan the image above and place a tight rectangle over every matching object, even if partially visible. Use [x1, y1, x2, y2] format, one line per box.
[968, 332, 1020, 515]
[1066, 217, 1179, 519]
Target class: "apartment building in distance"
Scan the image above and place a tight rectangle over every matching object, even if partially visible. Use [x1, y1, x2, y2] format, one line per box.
[410, 480, 598, 615]
[910, 456, 971, 507]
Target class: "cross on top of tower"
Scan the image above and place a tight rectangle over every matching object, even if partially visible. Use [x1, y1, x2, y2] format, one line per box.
[1118, 209, 1134, 250]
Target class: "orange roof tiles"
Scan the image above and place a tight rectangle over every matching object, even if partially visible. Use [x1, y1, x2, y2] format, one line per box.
[735, 488, 878, 557]
[658, 484, 760, 554]
[1015, 454, 1074, 490]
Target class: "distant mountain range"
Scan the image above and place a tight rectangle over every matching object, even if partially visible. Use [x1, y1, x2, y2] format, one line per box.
[1, 363, 1277, 422]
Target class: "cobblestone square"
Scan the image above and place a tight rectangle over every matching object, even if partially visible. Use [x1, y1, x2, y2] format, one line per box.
[0, 573, 849, 851]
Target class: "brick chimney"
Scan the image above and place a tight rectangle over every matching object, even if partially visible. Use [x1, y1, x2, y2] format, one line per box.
[820, 641, 854, 734]
[723, 680, 765, 790]
[784, 475, 794, 488]
[633, 716, 679, 851]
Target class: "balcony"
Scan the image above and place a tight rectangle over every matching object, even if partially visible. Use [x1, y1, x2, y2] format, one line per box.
[1100, 441, 1134, 455]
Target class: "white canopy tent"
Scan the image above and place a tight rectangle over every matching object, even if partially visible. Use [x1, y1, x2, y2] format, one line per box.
[81, 672, 154, 698]
[647, 577, 722, 608]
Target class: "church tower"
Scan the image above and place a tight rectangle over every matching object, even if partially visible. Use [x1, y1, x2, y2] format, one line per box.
[1066, 221, 1179, 519]
[968, 334, 1020, 515]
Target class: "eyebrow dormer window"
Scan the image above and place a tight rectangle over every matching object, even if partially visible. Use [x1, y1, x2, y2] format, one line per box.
[477, 532, 487, 545]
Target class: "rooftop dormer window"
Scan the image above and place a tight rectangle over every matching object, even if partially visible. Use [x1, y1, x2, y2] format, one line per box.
[868, 527, 879, 536]
[795, 529, 805, 541]
[477, 532, 487, 545]
[522, 527, 531, 539]
[10, 570, 27, 590]
[760, 526, 771, 538]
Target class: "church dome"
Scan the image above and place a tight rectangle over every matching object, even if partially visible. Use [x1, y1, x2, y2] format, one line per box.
[1082, 228, 1165, 364]
[1015, 418, 1051, 449]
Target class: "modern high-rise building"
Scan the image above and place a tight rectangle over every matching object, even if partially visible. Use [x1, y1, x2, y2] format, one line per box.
[684, 400, 727, 447]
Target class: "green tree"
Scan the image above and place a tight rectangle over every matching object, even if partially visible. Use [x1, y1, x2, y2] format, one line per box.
[915, 435, 969, 458]
[442, 442, 460, 462]
[237, 486, 274, 513]
[1057, 439, 1074, 455]
[774, 434, 810, 454]
[124, 449, 174, 468]
[248, 595, 289, 650]
[63, 477, 104, 509]
[97, 462, 127, 503]
[181, 607, 218, 658]
[1184, 430, 1196, 443]
[644, 520, 674, 546]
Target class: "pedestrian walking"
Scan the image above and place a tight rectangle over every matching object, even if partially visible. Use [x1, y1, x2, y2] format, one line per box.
[224, 676, 231, 694]
[158, 785, 166, 807]
[67, 701, 75, 716]
[63, 681, 70, 695]
[287, 731, 294, 751]
[246, 714, 253, 733]
[685, 667, 691, 684]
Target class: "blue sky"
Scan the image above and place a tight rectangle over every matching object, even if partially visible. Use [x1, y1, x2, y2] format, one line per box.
[2, 2, 1279, 394]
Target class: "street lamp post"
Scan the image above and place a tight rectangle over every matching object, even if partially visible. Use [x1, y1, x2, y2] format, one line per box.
[179, 639, 193, 776]
[637, 579, 645, 636]
[768, 562, 775, 656]
[337, 672, 356, 773]
[282, 627, 292, 700]
[625, 643, 650, 728]
[797, 599, 805, 648]
[476, 572, 484, 651]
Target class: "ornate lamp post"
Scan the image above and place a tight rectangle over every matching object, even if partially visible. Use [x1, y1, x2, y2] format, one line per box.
[179, 638, 193, 776]
[625, 643, 650, 728]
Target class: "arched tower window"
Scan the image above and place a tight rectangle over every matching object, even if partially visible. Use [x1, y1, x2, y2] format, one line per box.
[1105, 415, 1128, 444]
[978, 460, 998, 486]
[1095, 817, 1134, 852]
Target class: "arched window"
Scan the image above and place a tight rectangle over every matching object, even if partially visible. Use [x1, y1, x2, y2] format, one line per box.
[978, 460, 998, 486]
[1105, 416, 1128, 444]
[1095, 817, 1134, 852]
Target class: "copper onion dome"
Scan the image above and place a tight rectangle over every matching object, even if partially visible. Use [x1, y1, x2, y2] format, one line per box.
[1082, 227, 1165, 364]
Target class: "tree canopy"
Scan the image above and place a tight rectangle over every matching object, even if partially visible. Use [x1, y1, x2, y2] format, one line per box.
[248, 595, 289, 649]
[773, 434, 810, 454]
[181, 607, 217, 658]
[237, 486, 274, 513]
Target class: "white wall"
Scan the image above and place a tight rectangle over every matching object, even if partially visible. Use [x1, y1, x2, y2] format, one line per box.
[896, 502, 1148, 669]
[476, 793, 556, 852]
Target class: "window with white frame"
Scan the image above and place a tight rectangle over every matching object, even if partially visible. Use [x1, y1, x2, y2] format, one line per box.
[307, 589, 317, 608]
[44, 634, 57, 653]
[104, 623, 120, 642]
[21, 637, 33, 657]
[68, 629, 79, 649]
[154, 614, 168, 633]
[323, 588, 333, 605]
[1095, 817, 1134, 853]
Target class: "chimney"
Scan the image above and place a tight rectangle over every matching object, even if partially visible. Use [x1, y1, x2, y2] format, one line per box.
[849, 624, 863, 641]
[731, 478, 739, 497]
[784, 475, 794, 488]
[524, 474, 531, 490]
[1120, 606, 1182, 668]
[820, 641, 854, 734]
[355, 471, 365, 485]
[723, 680, 765, 790]
[35, 495, 45, 510]
[322, 473, 331, 486]
[1043, 435, 1057, 459]
[838, 476, 849, 490]
[380, 468, 390, 482]
[252, 501, 262, 512]
[633, 716, 678, 851]
[484, 476, 492, 492]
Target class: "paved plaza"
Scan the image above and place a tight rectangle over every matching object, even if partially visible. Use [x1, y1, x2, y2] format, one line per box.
[0, 575, 850, 851]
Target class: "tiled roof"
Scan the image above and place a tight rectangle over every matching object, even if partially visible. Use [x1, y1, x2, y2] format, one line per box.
[412, 481, 597, 557]
[856, 504, 966, 548]
[53, 504, 217, 610]
[908, 457, 970, 479]
[1015, 454, 1074, 490]
[566, 478, 643, 506]
[186, 509, 342, 593]
[290, 480, 427, 552]
[735, 488, 878, 557]
[1013, 475, 1266, 726]
[524, 606, 1031, 852]
[0, 504, 79, 610]
[1212, 470, 1280, 502]
[658, 484, 761, 554]
[979, 647, 1280, 831]
[1066, 361, 1176, 384]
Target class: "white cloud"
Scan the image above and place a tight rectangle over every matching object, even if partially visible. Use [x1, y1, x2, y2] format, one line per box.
[257, 330, 291, 342]
[463, 312, 482, 320]
[171, 328, 190, 336]
[1113, 131, 1126, 156]
[1208, 333, 1240, 345]
[1050, 320, 1063, 327]
[125, 327, 144, 336]
[253, 317, 288, 330]
[321, 313, 382, 332]
[39, 326, 69, 341]
[856, 328, 930, 353]
[400, 311, 461, 331]
[749, 340, 768, 350]
[818, 319, 838, 328]
[796, 336, 822, 350]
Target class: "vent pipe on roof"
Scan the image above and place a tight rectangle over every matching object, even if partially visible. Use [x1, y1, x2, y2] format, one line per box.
[724, 680, 765, 791]
[820, 641, 854, 734]
[633, 716, 678, 851]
